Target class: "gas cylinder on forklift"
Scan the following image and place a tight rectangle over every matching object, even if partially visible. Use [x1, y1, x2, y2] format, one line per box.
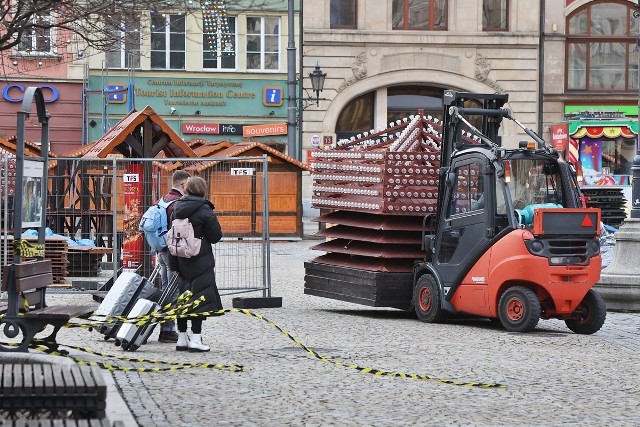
[412, 91, 606, 334]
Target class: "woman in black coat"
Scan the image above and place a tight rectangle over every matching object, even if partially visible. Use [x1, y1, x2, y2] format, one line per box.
[168, 176, 223, 352]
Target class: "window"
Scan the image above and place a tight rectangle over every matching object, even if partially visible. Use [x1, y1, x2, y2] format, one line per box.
[447, 163, 482, 217]
[203, 16, 236, 70]
[392, 0, 447, 31]
[106, 16, 141, 69]
[335, 92, 375, 140]
[482, 0, 508, 31]
[566, 2, 637, 91]
[331, 0, 357, 29]
[387, 86, 444, 123]
[19, 15, 53, 54]
[151, 13, 186, 70]
[246, 16, 280, 71]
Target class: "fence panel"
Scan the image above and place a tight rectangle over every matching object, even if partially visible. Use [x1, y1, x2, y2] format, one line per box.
[0, 155, 271, 297]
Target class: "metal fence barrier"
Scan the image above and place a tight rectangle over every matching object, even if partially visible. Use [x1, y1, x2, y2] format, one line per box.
[0, 154, 271, 298]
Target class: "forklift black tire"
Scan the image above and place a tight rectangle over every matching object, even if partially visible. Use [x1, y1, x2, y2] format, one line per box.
[564, 289, 606, 335]
[413, 275, 447, 323]
[498, 286, 540, 332]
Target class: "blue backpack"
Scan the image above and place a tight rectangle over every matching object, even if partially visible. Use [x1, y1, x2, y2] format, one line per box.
[138, 197, 177, 254]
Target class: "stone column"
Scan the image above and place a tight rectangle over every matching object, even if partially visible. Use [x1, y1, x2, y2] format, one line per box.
[596, 218, 640, 311]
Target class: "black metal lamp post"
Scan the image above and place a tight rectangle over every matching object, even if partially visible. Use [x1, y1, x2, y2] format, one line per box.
[308, 64, 327, 106]
[633, 1, 640, 218]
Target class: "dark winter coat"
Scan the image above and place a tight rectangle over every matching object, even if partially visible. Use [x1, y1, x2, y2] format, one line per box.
[168, 195, 223, 314]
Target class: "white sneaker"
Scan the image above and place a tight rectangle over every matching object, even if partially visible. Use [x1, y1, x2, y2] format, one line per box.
[176, 332, 190, 351]
[188, 334, 210, 352]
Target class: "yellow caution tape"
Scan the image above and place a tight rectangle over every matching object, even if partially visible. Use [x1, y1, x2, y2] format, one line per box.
[226, 308, 505, 388]
[30, 340, 243, 373]
[13, 239, 45, 258]
[69, 292, 504, 388]
[3, 291, 505, 387]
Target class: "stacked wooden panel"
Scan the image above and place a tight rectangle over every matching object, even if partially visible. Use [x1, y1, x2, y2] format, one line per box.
[304, 211, 425, 309]
[305, 113, 454, 308]
[311, 114, 443, 215]
[2, 236, 69, 284]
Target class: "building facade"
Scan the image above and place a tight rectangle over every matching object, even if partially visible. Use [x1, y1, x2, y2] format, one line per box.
[542, 0, 638, 212]
[85, 2, 299, 149]
[0, 22, 85, 154]
[302, 1, 540, 151]
[2, 0, 637, 218]
[301, 0, 638, 217]
[1, 1, 300, 155]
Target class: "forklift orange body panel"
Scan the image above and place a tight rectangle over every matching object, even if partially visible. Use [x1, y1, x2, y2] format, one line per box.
[449, 229, 602, 318]
[532, 208, 601, 237]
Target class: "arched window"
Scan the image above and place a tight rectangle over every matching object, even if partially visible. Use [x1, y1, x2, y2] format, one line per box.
[335, 92, 375, 140]
[566, 1, 638, 91]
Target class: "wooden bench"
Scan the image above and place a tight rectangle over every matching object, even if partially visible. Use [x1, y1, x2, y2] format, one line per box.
[0, 363, 107, 421]
[3, 420, 116, 427]
[0, 259, 97, 352]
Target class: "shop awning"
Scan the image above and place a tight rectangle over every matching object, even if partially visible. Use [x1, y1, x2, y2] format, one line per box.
[568, 119, 638, 137]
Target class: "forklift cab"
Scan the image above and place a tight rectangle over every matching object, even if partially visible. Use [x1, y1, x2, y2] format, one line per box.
[429, 149, 577, 296]
[431, 150, 499, 293]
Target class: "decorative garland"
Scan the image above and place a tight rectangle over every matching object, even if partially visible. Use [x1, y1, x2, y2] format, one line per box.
[201, 0, 234, 54]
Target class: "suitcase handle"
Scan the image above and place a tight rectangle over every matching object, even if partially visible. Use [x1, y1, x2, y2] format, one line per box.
[157, 273, 179, 306]
[148, 264, 161, 284]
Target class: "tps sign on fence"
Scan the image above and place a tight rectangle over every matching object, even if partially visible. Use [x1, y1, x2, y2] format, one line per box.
[230, 168, 255, 176]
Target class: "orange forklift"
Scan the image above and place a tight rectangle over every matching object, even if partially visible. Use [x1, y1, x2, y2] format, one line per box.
[413, 91, 606, 333]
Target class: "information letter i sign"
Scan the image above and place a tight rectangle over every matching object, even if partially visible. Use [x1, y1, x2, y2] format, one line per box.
[263, 86, 283, 107]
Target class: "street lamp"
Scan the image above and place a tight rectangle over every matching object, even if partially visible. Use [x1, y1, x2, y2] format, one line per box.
[308, 64, 327, 107]
[633, 1, 640, 218]
[286, 61, 328, 158]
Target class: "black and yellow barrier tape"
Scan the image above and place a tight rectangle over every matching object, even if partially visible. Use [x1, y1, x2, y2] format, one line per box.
[13, 239, 45, 258]
[74, 295, 503, 388]
[30, 340, 243, 373]
[3, 291, 505, 388]
[221, 308, 505, 388]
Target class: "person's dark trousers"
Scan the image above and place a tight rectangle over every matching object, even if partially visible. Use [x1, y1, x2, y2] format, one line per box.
[156, 251, 179, 343]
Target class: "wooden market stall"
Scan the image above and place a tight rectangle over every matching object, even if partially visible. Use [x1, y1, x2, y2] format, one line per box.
[160, 141, 312, 239]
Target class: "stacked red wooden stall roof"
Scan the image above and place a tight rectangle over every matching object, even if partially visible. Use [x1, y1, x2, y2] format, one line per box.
[304, 111, 479, 309]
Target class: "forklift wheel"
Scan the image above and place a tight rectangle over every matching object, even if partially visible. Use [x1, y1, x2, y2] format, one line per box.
[565, 289, 606, 335]
[413, 275, 447, 323]
[498, 286, 540, 332]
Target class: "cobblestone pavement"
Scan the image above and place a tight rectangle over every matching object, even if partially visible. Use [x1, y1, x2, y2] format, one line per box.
[48, 239, 640, 427]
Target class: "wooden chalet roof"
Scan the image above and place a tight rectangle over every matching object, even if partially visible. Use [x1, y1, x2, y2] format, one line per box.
[192, 140, 233, 156]
[0, 136, 56, 158]
[81, 105, 197, 159]
[186, 141, 312, 173]
[157, 141, 233, 171]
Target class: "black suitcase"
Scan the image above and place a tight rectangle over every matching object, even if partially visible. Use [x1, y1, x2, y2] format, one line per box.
[116, 274, 179, 351]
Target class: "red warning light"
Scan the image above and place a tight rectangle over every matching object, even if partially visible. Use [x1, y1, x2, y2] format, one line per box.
[581, 214, 594, 227]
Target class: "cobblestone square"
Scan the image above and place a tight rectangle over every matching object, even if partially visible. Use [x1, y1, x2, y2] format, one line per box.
[44, 240, 640, 426]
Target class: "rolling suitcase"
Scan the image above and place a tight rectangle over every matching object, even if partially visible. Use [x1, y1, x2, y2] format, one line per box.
[116, 274, 179, 351]
[91, 265, 161, 340]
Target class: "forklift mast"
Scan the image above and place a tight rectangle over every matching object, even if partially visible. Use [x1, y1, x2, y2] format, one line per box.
[440, 91, 509, 169]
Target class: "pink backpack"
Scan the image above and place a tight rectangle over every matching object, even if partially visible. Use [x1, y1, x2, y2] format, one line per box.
[166, 218, 202, 258]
